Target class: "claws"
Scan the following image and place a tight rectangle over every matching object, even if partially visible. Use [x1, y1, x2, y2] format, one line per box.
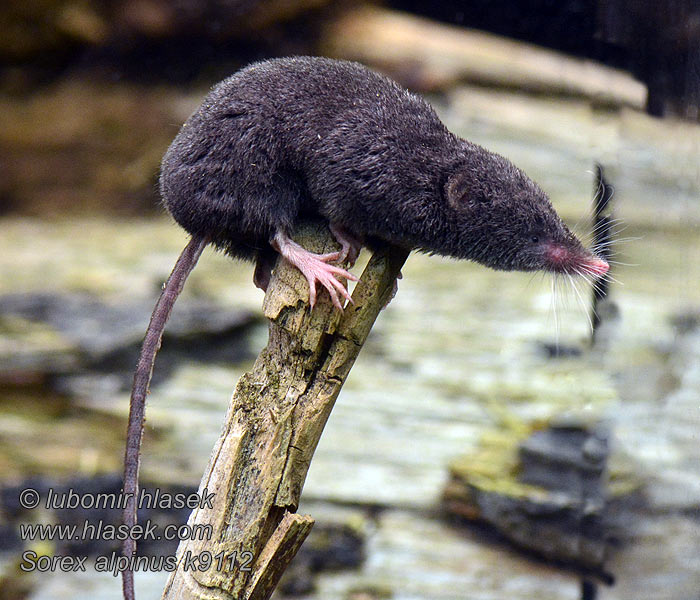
[329, 223, 363, 266]
[273, 231, 358, 310]
[302, 253, 357, 310]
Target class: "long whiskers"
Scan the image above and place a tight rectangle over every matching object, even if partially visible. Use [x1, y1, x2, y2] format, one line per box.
[551, 274, 560, 348]
[567, 271, 594, 331]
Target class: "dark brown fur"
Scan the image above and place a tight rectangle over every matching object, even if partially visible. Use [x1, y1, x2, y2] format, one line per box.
[161, 56, 591, 274]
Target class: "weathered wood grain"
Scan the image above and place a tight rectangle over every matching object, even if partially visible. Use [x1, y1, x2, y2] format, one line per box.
[161, 222, 408, 600]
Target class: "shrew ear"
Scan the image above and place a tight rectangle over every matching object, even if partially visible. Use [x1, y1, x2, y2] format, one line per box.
[444, 169, 487, 210]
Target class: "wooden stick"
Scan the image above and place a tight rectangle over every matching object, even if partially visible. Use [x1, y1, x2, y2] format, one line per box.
[161, 221, 408, 600]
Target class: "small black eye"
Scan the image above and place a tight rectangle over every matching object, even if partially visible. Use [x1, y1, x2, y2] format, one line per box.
[531, 235, 540, 243]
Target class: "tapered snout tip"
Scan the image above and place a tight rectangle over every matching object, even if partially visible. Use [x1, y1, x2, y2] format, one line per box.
[584, 257, 609, 277]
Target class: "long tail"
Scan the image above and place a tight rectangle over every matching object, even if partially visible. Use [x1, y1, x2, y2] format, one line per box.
[121, 234, 208, 600]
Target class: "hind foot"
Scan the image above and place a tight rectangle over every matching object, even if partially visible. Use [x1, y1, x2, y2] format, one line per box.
[382, 270, 403, 310]
[272, 231, 358, 310]
[329, 223, 363, 266]
[253, 250, 277, 292]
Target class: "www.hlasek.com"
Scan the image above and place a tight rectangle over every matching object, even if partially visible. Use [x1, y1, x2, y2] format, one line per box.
[17, 487, 253, 576]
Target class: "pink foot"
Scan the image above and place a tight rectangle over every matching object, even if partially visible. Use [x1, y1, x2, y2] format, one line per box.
[273, 231, 358, 309]
[329, 223, 363, 266]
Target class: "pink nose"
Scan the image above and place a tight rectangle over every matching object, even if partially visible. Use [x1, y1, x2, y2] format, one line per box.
[585, 257, 609, 276]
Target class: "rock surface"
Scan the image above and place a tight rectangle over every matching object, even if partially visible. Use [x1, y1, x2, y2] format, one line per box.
[0, 291, 258, 387]
[444, 419, 641, 576]
[0, 78, 698, 599]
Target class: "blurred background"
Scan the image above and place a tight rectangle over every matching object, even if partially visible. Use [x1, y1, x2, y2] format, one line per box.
[0, 1, 699, 599]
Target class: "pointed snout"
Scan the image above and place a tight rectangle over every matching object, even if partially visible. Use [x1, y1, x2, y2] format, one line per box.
[544, 241, 609, 277]
[582, 256, 609, 277]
